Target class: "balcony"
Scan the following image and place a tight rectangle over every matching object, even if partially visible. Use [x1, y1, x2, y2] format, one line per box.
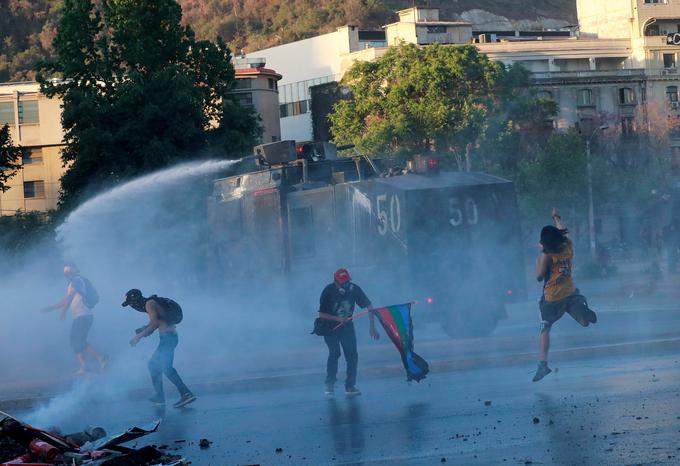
[532, 69, 646, 84]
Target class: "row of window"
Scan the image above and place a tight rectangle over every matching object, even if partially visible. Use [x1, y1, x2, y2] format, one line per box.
[280, 99, 310, 118]
[232, 77, 278, 90]
[0, 101, 39, 125]
[537, 87, 638, 106]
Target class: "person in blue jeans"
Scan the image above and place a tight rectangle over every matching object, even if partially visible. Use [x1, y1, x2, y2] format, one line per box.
[123, 289, 196, 408]
[318, 268, 379, 397]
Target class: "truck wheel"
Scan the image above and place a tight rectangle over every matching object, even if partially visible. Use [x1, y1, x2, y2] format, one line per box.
[441, 311, 499, 338]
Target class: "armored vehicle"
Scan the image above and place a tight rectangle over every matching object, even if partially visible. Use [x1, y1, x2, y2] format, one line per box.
[207, 141, 526, 337]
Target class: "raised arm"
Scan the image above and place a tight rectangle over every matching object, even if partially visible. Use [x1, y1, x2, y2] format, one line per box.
[552, 207, 567, 232]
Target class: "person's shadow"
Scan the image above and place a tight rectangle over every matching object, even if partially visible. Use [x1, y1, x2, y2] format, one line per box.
[327, 398, 364, 457]
[536, 392, 592, 466]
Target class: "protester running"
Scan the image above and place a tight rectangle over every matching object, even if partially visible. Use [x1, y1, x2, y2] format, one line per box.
[123, 289, 196, 408]
[533, 208, 598, 382]
[42, 263, 107, 375]
[318, 268, 379, 397]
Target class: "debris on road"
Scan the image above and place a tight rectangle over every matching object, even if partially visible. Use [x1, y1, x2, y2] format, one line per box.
[0, 411, 186, 465]
[532, 417, 540, 424]
[484, 401, 492, 406]
[198, 439, 211, 449]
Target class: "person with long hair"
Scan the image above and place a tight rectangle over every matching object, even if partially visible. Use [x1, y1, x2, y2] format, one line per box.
[533, 208, 598, 382]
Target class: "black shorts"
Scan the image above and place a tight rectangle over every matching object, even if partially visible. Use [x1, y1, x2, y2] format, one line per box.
[539, 290, 590, 330]
[70, 315, 93, 353]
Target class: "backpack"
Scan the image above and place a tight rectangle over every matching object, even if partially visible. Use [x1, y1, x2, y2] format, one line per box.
[149, 295, 183, 325]
[77, 277, 100, 309]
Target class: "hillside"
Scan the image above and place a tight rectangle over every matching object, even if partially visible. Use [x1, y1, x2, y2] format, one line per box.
[0, 0, 576, 81]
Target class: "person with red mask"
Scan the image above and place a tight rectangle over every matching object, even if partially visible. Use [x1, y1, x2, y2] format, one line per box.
[318, 268, 379, 397]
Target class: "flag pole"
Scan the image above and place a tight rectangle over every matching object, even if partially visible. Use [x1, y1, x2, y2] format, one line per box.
[332, 308, 373, 331]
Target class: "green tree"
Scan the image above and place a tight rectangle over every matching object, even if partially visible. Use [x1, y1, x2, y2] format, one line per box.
[0, 124, 23, 193]
[329, 44, 545, 162]
[515, 129, 588, 227]
[38, 0, 260, 209]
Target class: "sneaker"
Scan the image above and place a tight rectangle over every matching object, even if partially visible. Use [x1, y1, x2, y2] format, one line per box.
[173, 393, 197, 408]
[345, 386, 362, 397]
[532, 363, 552, 382]
[324, 384, 334, 397]
[587, 309, 597, 324]
[149, 396, 166, 406]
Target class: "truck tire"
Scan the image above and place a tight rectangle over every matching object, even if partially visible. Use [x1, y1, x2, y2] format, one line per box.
[441, 310, 499, 338]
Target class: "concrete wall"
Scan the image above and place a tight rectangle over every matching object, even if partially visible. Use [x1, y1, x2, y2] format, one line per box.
[576, 0, 634, 39]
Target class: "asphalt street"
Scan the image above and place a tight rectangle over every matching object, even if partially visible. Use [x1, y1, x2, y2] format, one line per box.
[13, 349, 680, 466]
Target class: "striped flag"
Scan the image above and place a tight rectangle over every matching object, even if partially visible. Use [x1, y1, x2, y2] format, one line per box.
[374, 303, 429, 382]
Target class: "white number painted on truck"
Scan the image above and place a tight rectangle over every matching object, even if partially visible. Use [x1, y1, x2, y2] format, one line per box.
[377, 194, 401, 235]
[449, 197, 479, 227]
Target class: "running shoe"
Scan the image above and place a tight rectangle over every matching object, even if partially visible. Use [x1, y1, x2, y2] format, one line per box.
[532, 363, 552, 382]
[149, 396, 166, 406]
[345, 386, 362, 397]
[173, 393, 197, 408]
[587, 309, 598, 324]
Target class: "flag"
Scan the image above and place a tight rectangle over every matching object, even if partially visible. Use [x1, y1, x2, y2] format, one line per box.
[374, 303, 429, 382]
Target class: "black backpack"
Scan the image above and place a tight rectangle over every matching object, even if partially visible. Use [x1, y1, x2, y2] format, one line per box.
[149, 295, 183, 325]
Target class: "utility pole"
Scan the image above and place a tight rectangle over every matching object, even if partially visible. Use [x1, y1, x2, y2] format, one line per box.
[585, 125, 608, 260]
[586, 139, 596, 260]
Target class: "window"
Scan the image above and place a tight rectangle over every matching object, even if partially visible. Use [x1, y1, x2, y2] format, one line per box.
[279, 103, 288, 118]
[0, 102, 14, 125]
[22, 148, 43, 165]
[23, 180, 45, 198]
[621, 117, 635, 136]
[233, 78, 252, 90]
[664, 53, 677, 69]
[645, 24, 660, 36]
[237, 92, 252, 107]
[619, 88, 636, 105]
[537, 90, 553, 100]
[578, 89, 593, 106]
[268, 78, 277, 90]
[667, 86, 679, 103]
[426, 26, 447, 34]
[18, 101, 39, 124]
[280, 99, 309, 118]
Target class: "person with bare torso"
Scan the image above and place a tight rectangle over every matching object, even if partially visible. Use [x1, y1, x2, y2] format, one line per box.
[123, 289, 196, 408]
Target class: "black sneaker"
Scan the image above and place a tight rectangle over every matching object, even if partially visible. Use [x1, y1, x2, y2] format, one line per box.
[587, 309, 597, 324]
[173, 393, 197, 408]
[324, 384, 334, 397]
[532, 363, 552, 382]
[345, 386, 362, 397]
[149, 396, 165, 406]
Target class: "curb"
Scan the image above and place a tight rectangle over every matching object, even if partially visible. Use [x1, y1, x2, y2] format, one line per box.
[2, 336, 679, 412]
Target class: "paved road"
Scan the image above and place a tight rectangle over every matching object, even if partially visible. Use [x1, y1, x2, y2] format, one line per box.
[13, 349, 680, 465]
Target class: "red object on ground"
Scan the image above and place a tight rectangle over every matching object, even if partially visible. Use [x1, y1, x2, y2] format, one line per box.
[1, 455, 50, 466]
[27, 440, 58, 462]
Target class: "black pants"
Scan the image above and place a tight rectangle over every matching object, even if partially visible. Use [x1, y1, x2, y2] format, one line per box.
[324, 323, 358, 388]
[149, 332, 190, 400]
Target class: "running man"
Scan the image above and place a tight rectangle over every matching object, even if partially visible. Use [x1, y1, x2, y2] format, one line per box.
[42, 263, 107, 374]
[318, 268, 379, 397]
[533, 208, 598, 382]
[123, 289, 196, 408]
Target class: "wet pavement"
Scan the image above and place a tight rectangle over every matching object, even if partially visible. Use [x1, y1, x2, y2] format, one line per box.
[12, 349, 680, 465]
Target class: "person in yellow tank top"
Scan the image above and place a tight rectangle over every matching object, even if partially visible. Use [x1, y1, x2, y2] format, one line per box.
[532, 208, 598, 382]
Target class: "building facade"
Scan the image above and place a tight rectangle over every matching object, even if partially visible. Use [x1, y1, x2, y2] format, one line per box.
[231, 58, 283, 143]
[0, 82, 65, 215]
[248, 3, 680, 157]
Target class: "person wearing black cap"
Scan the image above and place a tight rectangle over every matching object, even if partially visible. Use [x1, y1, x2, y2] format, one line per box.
[122, 289, 196, 408]
[533, 208, 598, 382]
[318, 268, 379, 397]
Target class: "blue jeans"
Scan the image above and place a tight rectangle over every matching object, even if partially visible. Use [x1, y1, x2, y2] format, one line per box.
[148, 332, 190, 400]
[324, 323, 358, 388]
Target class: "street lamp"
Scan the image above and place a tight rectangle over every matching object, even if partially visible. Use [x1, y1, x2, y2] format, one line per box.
[585, 125, 609, 260]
